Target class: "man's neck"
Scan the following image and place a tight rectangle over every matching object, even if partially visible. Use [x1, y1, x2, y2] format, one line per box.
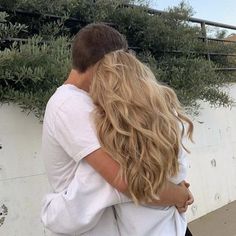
[64, 69, 92, 92]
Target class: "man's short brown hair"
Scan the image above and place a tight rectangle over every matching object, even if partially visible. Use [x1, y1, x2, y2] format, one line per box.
[72, 23, 128, 73]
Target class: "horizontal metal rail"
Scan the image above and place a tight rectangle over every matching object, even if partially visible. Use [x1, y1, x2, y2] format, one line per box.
[2, 4, 236, 31]
[198, 36, 236, 44]
[1, 37, 236, 57]
[207, 52, 236, 57]
[0, 5, 81, 22]
[157, 49, 236, 57]
[2, 36, 235, 46]
[214, 68, 236, 71]
[130, 4, 236, 31]
[0, 37, 29, 42]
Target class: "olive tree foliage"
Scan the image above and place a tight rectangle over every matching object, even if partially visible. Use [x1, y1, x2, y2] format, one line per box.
[0, 0, 235, 117]
[0, 11, 71, 117]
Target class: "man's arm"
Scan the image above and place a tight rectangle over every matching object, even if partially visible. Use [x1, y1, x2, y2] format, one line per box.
[41, 164, 124, 235]
[41, 149, 191, 235]
[85, 148, 190, 207]
[52, 95, 189, 207]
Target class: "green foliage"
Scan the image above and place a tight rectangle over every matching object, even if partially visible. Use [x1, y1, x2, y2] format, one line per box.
[0, 12, 27, 38]
[215, 29, 228, 39]
[0, 0, 236, 118]
[157, 56, 233, 106]
[0, 36, 71, 117]
[98, 2, 236, 111]
[0, 0, 76, 15]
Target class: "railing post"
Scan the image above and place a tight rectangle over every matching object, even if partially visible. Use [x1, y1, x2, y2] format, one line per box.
[201, 21, 211, 61]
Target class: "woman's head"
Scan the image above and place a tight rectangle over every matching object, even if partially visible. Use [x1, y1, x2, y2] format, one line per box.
[90, 50, 193, 203]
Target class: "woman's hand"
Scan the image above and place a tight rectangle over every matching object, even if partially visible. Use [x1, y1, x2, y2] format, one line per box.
[176, 181, 194, 213]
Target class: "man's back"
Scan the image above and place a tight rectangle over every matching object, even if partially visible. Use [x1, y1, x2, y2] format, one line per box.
[42, 84, 98, 192]
[41, 84, 120, 236]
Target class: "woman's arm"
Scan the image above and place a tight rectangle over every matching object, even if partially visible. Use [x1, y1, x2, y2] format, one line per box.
[85, 148, 190, 207]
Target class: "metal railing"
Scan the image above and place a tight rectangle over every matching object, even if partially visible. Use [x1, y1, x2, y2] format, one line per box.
[135, 4, 236, 71]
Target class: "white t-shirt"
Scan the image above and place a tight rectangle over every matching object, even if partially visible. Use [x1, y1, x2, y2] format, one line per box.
[41, 84, 188, 236]
[114, 148, 188, 236]
[41, 84, 101, 192]
[41, 84, 122, 236]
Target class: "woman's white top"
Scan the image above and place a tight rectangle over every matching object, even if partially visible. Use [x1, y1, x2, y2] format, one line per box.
[114, 147, 187, 236]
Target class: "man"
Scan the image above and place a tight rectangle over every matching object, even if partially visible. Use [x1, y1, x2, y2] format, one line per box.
[41, 23, 192, 236]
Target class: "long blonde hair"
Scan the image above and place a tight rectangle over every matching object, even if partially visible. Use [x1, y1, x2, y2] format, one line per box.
[90, 50, 193, 204]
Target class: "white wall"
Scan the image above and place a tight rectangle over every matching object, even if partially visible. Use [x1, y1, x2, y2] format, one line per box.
[0, 104, 50, 236]
[0, 85, 236, 235]
[186, 84, 236, 221]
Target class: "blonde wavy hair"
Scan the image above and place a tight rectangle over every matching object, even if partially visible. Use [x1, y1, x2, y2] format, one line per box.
[90, 50, 193, 204]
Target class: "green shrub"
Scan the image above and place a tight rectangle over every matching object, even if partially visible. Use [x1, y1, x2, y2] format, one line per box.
[0, 0, 236, 118]
[0, 35, 71, 117]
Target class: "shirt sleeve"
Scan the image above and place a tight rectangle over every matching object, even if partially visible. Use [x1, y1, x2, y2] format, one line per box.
[41, 163, 131, 235]
[169, 147, 188, 184]
[53, 98, 101, 162]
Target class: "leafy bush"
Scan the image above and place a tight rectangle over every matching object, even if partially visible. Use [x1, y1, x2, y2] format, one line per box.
[0, 0, 236, 118]
[0, 34, 71, 117]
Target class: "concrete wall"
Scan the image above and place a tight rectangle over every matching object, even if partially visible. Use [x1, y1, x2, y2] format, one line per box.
[0, 104, 50, 236]
[0, 84, 236, 235]
[186, 84, 236, 221]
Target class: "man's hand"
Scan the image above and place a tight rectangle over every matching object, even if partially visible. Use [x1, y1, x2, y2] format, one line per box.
[86, 149, 194, 208]
[176, 181, 194, 213]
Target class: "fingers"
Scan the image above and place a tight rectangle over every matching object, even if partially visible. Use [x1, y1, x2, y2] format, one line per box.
[184, 182, 190, 188]
[186, 190, 194, 205]
[176, 189, 194, 213]
[176, 205, 188, 213]
[179, 180, 190, 188]
[178, 181, 185, 187]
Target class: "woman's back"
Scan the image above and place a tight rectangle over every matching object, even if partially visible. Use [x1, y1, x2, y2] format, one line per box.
[90, 50, 193, 235]
[114, 148, 188, 236]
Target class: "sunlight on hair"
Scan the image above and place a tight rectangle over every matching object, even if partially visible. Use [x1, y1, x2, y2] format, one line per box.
[90, 50, 193, 204]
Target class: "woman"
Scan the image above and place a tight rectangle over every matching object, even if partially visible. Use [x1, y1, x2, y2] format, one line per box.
[90, 50, 194, 236]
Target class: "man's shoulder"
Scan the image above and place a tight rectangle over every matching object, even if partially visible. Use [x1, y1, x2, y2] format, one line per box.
[46, 84, 94, 116]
